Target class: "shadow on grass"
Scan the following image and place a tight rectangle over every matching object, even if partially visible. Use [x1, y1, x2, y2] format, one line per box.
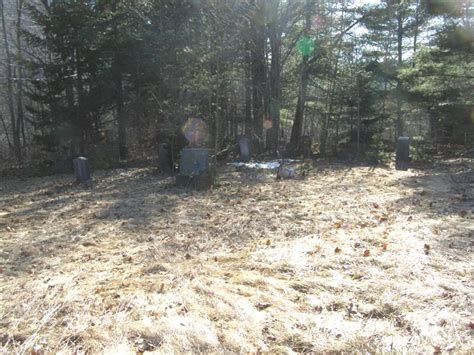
[1, 168, 182, 276]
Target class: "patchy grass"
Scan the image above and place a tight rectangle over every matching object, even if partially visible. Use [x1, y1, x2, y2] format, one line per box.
[0, 159, 473, 353]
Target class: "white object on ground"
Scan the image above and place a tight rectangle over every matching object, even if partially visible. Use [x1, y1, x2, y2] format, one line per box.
[228, 160, 298, 170]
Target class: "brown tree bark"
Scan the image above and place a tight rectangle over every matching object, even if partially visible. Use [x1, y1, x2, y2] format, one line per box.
[395, 3, 404, 140]
[268, 0, 282, 153]
[289, 1, 313, 154]
[250, 0, 266, 143]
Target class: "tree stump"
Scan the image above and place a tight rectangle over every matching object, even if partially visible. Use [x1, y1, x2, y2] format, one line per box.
[73, 157, 91, 183]
[396, 137, 410, 170]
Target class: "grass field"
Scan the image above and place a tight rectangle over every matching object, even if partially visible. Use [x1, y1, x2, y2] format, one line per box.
[0, 158, 473, 353]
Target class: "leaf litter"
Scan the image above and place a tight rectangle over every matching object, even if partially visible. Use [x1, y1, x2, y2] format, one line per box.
[0, 159, 472, 353]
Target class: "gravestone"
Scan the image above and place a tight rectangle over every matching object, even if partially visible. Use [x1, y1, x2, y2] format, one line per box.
[176, 148, 214, 189]
[179, 148, 210, 176]
[73, 157, 91, 183]
[158, 143, 173, 173]
[396, 137, 410, 170]
[238, 136, 251, 162]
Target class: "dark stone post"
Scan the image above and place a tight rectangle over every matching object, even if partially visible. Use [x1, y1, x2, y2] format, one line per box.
[158, 143, 173, 173]
[396, 137, 410, 170]
[73, 157, 91, 183]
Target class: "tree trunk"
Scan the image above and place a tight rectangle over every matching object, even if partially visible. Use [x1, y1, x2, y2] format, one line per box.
[320, 51, 340, 156]
[0, 0, 21, 162]
[112, 1, 127, 159]
[16, 0, 25, 150]
[244, 47, 252, 136]
[268, 0, 282, 153]
[289, 0, 312, 154]
[115, 68, 128, 159]
[250, 0, 266, 142]
[395, 6, 404, 139]
[412, 0, 420, 66]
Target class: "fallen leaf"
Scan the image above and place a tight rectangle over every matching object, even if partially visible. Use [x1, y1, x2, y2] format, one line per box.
[424, 244, 430, 255]
[255, 302, 271, 311]
[178, 305, 189, 315]
[82, 241, 97, 247]
[363, 249, 371, 257]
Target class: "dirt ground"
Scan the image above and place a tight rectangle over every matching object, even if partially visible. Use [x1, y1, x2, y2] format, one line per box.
[0, 158, 473, 353]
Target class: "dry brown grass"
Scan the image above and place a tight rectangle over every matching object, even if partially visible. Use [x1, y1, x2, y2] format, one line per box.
[0, 158, 473, 353]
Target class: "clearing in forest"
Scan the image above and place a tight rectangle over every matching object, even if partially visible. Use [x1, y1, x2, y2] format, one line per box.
[0, 159, 473, 353]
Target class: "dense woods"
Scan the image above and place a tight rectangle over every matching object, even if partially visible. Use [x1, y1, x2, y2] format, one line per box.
[0, 0, 472, 170]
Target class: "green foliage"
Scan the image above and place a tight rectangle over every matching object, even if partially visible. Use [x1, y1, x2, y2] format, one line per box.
[12, 0, 472, 165]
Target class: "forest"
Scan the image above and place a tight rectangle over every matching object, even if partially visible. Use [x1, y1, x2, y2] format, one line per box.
[0, 0, 471, 169]
[0, 0, 473, 353]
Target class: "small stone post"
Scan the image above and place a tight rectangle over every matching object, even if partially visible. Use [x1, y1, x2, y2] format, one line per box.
[396, 137, 410, 171]
[73, 157, 91, 183]
[158, 143, 172, 173]
[238, 136, 251, 162]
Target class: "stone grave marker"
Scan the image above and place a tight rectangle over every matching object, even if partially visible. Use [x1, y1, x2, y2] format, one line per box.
[73, 157, 91, 183]
[176, 147, 214, 189]
[396, 137, 410, 170]
[238, 136, 251, 162]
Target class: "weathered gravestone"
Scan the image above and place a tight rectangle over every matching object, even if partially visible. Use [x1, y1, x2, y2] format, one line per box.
[176, 148, 214, 189]
[158, 143, 173, 173]
[73, 157, 91, 183]
[396, 137, 410, 170]
[179, 148, 210, 176]
[238, 136, 251, 162]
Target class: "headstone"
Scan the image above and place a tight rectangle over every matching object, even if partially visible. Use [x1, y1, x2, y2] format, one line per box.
[179, 148, 210, 176]
[176, 148, 214, 189]
[396, 137, 410, 170]
[158, 143, 172, 173]
[238, 136, 251, 162]
[73, 157, 91, 183]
